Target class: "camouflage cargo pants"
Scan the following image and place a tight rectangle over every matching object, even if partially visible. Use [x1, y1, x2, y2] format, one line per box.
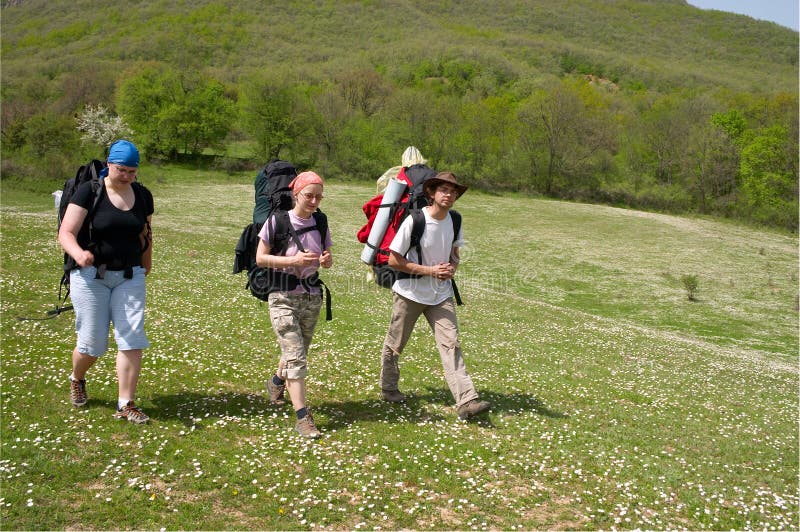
[268, 292, 322, 380]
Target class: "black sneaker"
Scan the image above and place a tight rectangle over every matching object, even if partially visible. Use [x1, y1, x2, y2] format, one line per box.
[456, 399, 491, 420]
[70, 377, 87, 407]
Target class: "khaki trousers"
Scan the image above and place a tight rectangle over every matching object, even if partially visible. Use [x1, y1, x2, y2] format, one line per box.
[381, 293, 479, 408]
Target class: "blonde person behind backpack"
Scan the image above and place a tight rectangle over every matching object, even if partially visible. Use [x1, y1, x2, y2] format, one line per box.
[255, 171, 333, 439]
[375, 145, 427, 195]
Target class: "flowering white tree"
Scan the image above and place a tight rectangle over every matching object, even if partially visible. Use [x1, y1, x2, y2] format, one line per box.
[76, 104, 133, 149]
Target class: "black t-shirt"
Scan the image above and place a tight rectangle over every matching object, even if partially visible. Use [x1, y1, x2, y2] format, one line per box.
[70, 180, 154, 269]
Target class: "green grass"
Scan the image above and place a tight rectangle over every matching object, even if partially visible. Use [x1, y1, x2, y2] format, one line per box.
[1, 166, 797, 530]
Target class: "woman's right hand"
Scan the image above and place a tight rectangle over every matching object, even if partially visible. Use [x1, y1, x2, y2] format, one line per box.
[293, 251, 321, 267]
[75, 250, 95, 268]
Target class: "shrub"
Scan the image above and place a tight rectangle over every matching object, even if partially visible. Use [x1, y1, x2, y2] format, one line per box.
[681, 274, 699, 301]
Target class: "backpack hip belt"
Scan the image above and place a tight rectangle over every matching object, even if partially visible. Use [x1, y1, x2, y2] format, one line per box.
[248, 269, 332, 321]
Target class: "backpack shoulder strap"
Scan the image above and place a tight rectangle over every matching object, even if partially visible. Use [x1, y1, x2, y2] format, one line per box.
[449, 210, 462, 245]
[312, 210, 328, 247]
[88, 179, 105, 215]
[131, 182, 152, 253]
[270, 211, 292, 255]
[449, 210, 464, 306]
[409, 209, 425, 248]
[83, 161, 106, 219]
[84, 179, 106, 240]
[407, 209, 426, 261]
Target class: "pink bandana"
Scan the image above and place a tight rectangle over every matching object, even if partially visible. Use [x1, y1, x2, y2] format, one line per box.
[289, 171, 323, 192]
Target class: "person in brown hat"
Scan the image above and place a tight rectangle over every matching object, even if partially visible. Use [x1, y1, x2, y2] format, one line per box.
[379, 171, 491, 420]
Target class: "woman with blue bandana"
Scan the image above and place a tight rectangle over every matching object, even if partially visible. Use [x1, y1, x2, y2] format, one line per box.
[58, 139, 155, 424]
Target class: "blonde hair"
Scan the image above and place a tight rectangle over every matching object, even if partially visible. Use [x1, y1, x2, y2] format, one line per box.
[401, 146, 426, 167]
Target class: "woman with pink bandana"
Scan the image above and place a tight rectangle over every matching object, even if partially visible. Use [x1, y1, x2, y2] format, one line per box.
[255, 171, 333, 439]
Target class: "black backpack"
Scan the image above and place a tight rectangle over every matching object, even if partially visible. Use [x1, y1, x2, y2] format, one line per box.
[235, 158, 299, 276]
[58, 159, 106, 229]
[253, 159, 297, 225]
[402, 164, 436, 212]
[49, 160, 107, 315]
[233, 162, 332, 320]
[375, 208, 463, 306]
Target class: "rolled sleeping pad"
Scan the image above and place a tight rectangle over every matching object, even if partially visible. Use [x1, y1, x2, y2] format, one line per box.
[360, 177, 407, 264]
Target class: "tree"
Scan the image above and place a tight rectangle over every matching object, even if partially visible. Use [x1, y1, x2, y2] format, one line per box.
[739, 125, 798, 228]
[518, 86, 577, 194]
[680, 98, 740, 214]
[54, 65, 116, 116]
[413, 93, 462, 169]
[517, 79, 617, 195]
[20, 111, 81, 180]
[117, 66, 235, 159]
[684, 118, 739, 213]
[239, 75, 302, 161]
[76, 104, 133, 150]
[336, 69, 388, 117]
[458, 95, 516, 183]
[334, 116, 394, 180]
[383, 88, 437, 153]
[711, 109, 747, 143]
[169, 80, 235, 155]
[632, 93, 692, 186]
[307, 84, 352, 162]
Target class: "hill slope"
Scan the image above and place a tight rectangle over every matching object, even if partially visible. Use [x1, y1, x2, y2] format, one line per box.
[2, 0, 797, 93]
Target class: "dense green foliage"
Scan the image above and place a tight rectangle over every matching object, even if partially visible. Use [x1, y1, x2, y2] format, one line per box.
[1, 0, 797, 228]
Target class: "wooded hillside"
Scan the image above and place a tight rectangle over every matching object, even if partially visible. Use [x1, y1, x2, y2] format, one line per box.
[2, 0, 797, 228]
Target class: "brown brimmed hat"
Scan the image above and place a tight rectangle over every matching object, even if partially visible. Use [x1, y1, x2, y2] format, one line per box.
[423, 171, 468, 198]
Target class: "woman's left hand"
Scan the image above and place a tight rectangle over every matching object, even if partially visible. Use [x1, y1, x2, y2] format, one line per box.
[319, 250, 333, 268]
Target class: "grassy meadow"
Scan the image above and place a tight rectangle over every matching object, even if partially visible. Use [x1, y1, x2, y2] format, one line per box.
[1, 166, 798, 530]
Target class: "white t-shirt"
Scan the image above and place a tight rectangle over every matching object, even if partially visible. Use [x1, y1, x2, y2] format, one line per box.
[389, 207, 464, 305]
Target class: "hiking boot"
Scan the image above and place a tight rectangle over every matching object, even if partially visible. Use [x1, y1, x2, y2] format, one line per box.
[295, 414, 321, 439]
[380, 353, 401, 394]
[113, 401, 150, 424]
[70, 377, 88, 407]
[457, 399, 491, 420]
[381, 389, 406, 403]
[265, 377, 287, 406]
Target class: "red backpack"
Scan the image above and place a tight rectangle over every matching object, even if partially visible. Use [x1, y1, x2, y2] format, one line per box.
[357, 164, 435, 286]
[356, 164, 464, 304]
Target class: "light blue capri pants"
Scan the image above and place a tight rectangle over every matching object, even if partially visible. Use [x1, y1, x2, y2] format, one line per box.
[69, 265, 150, 357]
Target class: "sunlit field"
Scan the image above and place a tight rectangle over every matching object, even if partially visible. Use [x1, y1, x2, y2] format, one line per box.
[2, 166, 797, 530]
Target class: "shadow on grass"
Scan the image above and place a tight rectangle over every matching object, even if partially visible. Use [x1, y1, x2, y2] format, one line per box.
[314, 387, 568, 430]
[478, 389, 569, 419]
[147, 387, 567, 429]
[148, 391, 273, 427]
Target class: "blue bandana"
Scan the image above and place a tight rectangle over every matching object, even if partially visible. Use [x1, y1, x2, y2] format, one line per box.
[107, 140, 140, 167]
